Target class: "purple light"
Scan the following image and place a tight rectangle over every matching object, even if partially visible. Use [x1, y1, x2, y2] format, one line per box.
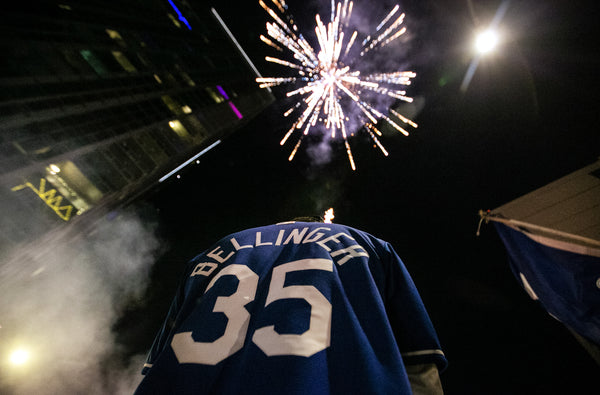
[216, 85, 229, 100]
[228, 102, 243, 119]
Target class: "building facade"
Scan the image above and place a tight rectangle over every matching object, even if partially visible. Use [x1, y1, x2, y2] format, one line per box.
[0, 0, 273, 252]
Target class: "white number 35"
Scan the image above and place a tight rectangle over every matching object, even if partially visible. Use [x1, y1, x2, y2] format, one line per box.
[171, 258, 333, 365]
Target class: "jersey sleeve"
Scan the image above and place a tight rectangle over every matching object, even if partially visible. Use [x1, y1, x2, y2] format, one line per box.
[139, 252, 208, 375]
[140, 275, 186, 375]
[379, 241, 448, 371]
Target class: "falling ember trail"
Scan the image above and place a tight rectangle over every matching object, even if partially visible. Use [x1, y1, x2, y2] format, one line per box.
[256, 1, 418, 170]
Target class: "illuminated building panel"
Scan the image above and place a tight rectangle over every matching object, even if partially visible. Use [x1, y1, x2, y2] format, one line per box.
[0, 0, 274, 250]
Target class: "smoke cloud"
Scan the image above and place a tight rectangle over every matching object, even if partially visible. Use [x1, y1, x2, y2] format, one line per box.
[306, 133, 334, 167]
[0, 209, 160, 394]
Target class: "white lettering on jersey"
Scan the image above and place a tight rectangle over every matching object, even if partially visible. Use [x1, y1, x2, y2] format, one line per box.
[207, 246, 234, 263]
[281, 227, 309, 245]
[255, 232, 273, 246]
[231, 237, 253, 250]
[189, 226, 369, 278]
[316, 232, 356, 251]
[191, 262, 218, 277]
[303, 227, 331, 243]
[330, 245, 369, 265]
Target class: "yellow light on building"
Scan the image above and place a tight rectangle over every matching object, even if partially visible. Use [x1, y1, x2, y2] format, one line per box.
[111, 51, 137, 73]
[181, 105, 192, 114]
[168, 119, 191, 140]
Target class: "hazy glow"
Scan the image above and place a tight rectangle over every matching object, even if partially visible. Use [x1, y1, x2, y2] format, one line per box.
[256, 1, 417, 170]
[10, 349, 30, 365]
[0, 211, 159, 393]
[49, 164, 61, 174]
[475, 29, 499, 54]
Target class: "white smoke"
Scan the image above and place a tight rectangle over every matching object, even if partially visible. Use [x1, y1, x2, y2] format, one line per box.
[306, 133, 334, 167]
[0, 209, 160, 394]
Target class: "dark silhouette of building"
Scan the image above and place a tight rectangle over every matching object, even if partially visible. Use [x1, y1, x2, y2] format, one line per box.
[0, 0, 274, 252]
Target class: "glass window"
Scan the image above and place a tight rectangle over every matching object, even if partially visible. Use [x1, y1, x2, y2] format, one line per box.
[105, 29, 126, 47]
[79, 49, 107, 76]
[167, 13, 181, 29]
[168, 119, 191, 140]
[60, 49, 91, 74]
[111, 51, 137, 73]
[135, 132, 169, 165]
[179, 71, 196, 86]
[205, 87, 224, 103]
[149, 127, 180, 155]
[78, 151, 126, 192]
[161, 95, 183, 115]
[102, 144, 143, 182]
[119, 138, 156, 173]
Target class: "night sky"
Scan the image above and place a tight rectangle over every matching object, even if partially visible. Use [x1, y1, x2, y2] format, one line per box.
[124, 0, 598, 393]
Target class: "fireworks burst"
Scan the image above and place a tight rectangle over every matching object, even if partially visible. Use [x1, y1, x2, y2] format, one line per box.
[256, 0, 418, 170]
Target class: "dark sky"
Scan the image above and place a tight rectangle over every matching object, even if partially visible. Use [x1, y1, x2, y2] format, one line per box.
[126, 0, 598, 393]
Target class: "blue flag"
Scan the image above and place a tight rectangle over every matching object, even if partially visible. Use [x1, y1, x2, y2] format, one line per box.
[495, 223, 600, 345]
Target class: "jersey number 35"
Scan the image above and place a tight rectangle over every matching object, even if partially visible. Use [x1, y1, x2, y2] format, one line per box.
[171, 258, 333, 365]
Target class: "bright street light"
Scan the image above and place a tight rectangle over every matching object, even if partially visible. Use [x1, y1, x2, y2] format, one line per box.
[9, 349, 30, 366]
[460, 0, 511, 93]
[475, 29, 500, 54]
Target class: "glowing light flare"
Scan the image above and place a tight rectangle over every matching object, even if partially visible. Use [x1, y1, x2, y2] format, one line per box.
[260, 0, 297, 39]
[324, 208, 335, 223]
[361, 13, 406, 56]
[390, 108, 418, 128]
[366, 124, 389, 156]
[382, 114, 409, 136]
[281, 123, 297, 145]
[376, 4, 399, 31]
[288, 137, 303, 161]
[475, 29, 499, 54]
[345, 140, 356, 170]
[270, 0, 286, 14]
[344, 30, 358, 56]
[10, 349, 30, 366]
[260, 34, 284, 51]
[257, 1, 417, 170]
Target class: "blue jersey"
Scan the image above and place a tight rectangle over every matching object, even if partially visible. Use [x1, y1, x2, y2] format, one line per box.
[135, 222, 446, 394]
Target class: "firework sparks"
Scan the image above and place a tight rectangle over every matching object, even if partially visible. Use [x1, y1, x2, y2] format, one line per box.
[257, 0, 417, 170]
